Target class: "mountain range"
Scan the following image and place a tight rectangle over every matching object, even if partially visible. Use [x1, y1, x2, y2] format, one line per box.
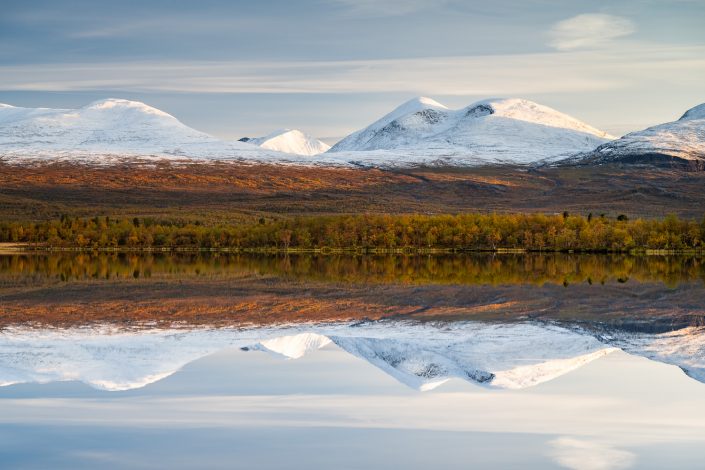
[0, 97, 703, 168]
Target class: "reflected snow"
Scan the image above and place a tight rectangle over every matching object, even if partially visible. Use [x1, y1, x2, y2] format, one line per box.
[2, 320, 705, 392]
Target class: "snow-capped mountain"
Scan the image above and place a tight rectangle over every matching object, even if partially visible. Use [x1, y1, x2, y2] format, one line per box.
[0, 98, 279, 163]
[4, 96, 702, 169]
[570, 103, 705, 169]
[242, 129, 330, 156]
[329, 97, 449, 152]
[327, 97, 614, 166]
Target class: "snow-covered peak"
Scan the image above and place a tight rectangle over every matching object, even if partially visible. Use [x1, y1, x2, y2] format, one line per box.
[387, 96, 448, 118]
[412, 96, 447, 108]
[679, 103, 705, 121]
[570, 102, 705, 167]
[327, 96, 613, 164]
[365, 96, 449, 133]
[247, 128, 331, 156]
[0, 103, 15, 109]
[468, 98, 613, 138]
[81, 98, 175, 119]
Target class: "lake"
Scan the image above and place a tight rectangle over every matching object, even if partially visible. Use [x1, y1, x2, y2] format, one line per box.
[1, 253, 704, 469]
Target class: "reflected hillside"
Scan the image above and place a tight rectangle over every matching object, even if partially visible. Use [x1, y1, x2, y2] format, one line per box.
[1, 252, 704, 288]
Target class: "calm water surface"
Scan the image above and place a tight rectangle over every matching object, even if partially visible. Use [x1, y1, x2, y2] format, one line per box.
[1, 253, 704, 469]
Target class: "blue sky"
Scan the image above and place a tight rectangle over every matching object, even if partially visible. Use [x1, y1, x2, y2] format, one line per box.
[1, 0, 703, 142]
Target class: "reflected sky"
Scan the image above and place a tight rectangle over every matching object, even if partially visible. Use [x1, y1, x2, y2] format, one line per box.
[0, 343, 704, 469]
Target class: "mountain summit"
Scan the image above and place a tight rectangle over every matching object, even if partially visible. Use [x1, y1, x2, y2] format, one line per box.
[571, 102, 705, 169]
[0, 98, 269, 162]
[327, 97, 613, 165]
[245, 129, 330, 156]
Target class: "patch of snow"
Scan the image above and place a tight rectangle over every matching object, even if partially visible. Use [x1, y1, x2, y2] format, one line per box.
[255, 333, 332, 359]
[247, 129, 330, 156]
[680, 103, 705, 121]
[491, 348, 615, 389]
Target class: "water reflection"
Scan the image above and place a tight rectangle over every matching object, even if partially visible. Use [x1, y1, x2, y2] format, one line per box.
[1, 321, 705, 469]
[1, 321, 704, 392]
[2, 253, 705, 469]
[1, 252, 704, 287]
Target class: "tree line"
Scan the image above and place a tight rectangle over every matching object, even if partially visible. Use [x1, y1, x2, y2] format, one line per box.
[1, 213, 704, 252]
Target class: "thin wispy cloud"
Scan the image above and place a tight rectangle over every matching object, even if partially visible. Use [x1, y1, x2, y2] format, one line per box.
[66, 16, 266, 39]
[548, 14, 636, 51]
[67, 20, 165, 39]
[1, 46, 702, 96]
[328, 0, 449, 17]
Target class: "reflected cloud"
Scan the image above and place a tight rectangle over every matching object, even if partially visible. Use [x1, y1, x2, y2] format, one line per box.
[548, 437, 635, 470]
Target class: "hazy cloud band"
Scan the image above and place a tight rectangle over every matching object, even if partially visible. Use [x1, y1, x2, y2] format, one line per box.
[2, 46, 704, 96]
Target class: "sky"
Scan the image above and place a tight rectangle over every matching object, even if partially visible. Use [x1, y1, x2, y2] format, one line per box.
[1, 0, 703, 143]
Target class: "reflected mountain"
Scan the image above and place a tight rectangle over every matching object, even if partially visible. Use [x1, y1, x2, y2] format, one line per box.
[605, 327, 705, 383]
[249, 328, 615, 391]
[1, 321, 704, 392]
